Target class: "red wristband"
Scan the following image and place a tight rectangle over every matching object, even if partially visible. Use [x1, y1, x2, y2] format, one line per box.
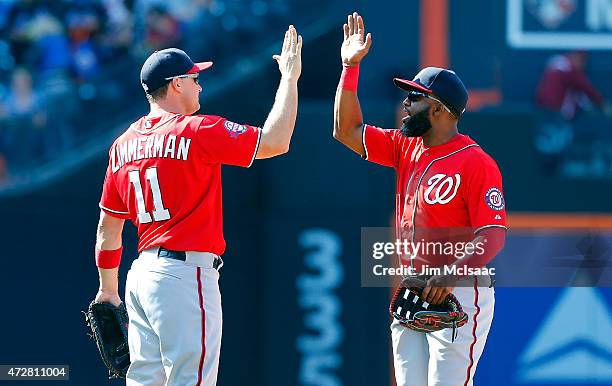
[340, 64, 360, 92]
[95, 246, 123, 269]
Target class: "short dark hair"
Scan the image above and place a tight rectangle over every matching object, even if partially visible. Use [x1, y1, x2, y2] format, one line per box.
[145, 82, 170, 103]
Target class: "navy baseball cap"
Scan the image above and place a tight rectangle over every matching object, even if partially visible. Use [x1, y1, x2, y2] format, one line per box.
[140, 48, 213, 94]
[393, 67, 468, 117]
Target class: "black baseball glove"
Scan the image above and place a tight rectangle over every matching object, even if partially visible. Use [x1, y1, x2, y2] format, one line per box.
[83, 301, 130, 379]
[389, 277, 468, 341]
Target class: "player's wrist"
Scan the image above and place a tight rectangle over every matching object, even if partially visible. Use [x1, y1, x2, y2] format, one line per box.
[95, 288, 121, 307]
[96, 288, 120, 297]
[342, 59, 360, 67]
[280, 74, 299, 84]
[339, 63, 360, 92]
[97, 271, 120, 293]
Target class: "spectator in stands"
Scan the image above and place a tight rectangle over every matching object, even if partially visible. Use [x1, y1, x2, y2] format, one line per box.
[66, 1, 131, 120]
[67, 8, 101, 82]
[22, 6, 76, 151]
[0, 67, 46, 168]
[534, 51, 612, 175]
[142, 4, 182, 52]
[98, 0, 134, 55]
[30, 9, 72, 74]
[4, 0, 54, 65]
[65, 0, 119, 60]
[536, 51, 612, 120]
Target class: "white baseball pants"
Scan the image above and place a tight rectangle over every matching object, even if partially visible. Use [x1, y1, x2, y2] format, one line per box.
[391, 281, 494, 386]
[124, 248, 223, 386]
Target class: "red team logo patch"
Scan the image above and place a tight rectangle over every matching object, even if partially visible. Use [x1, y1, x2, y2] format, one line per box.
[224, 120, 247, 138]
[485, 187, 505, 210]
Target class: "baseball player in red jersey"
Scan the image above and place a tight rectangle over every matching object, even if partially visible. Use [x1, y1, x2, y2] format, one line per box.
[93, 26, 302, 385]
[333, 13, 507, 385]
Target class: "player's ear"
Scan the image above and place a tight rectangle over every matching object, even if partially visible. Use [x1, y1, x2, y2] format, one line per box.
[170, 78, 181, 93]
[433, 102, 443, 116]
[429, 103, 439, 117]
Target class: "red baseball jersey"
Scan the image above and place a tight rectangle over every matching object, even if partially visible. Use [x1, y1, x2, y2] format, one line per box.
[99, 112, 261, 254]
[363, 125, 507, 246]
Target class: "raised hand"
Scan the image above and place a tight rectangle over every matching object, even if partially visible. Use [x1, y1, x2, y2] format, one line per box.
[273, 25, 302, 82]
[341, 12, 372, 67]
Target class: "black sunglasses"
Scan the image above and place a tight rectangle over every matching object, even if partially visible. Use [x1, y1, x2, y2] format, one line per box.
[407, 91, 451, 113]
[407, 91, 427, 102]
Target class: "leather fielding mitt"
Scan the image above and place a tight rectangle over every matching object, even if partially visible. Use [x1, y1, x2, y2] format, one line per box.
[389, 277, 468, 342]
[83, 301, 130, 379]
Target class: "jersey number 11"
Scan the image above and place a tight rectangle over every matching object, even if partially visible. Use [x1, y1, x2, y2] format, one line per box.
[128, 168, 171, 223]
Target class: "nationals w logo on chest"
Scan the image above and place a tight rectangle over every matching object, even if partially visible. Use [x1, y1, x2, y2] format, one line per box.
[423, 173, 461, 205]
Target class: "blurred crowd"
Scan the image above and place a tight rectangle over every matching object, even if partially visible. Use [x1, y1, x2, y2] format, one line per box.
[0, 0, 293, 181]
[534, 51, 612, 177]
[2, 1, 609, 185]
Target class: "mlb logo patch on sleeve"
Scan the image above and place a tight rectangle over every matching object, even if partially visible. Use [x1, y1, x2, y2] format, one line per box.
[224, 121, 247, 138]
[485, 187, 505, 210]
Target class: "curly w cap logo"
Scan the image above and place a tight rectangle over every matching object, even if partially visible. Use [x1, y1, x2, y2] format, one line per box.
[424, 173, 461, 205]
[224, 121, 247, 138]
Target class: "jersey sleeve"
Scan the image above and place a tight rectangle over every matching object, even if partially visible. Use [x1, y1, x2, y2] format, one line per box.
[195, 115, 262, 167]
[362, 124, 398, 168]
[464, 155, 507, 233]
[99, 158, 131, 219]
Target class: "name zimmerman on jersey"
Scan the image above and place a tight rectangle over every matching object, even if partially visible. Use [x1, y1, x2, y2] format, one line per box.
[111, 134, 191, 173]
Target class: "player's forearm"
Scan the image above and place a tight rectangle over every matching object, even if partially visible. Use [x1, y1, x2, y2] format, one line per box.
[454, 228, 506, 269]
[333, 87, 363, 136]
[96, 212, 124, 250]
[95, 212, 125, 294]
[95, 242, 121, 294]
[259, 76, 298, 156]
[332, 67, 366, 155]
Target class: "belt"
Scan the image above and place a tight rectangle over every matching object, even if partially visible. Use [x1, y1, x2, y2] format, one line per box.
[157, 247, 223, 270]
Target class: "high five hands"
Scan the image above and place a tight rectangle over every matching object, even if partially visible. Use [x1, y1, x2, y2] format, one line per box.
[273, 25, 303, 82]
[341, 12, 373, 67]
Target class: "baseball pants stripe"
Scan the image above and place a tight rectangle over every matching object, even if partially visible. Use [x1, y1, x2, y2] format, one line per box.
[463, 280, 481, 386]
[125, 251, 222, 386]
[196, 267, 206, 386]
